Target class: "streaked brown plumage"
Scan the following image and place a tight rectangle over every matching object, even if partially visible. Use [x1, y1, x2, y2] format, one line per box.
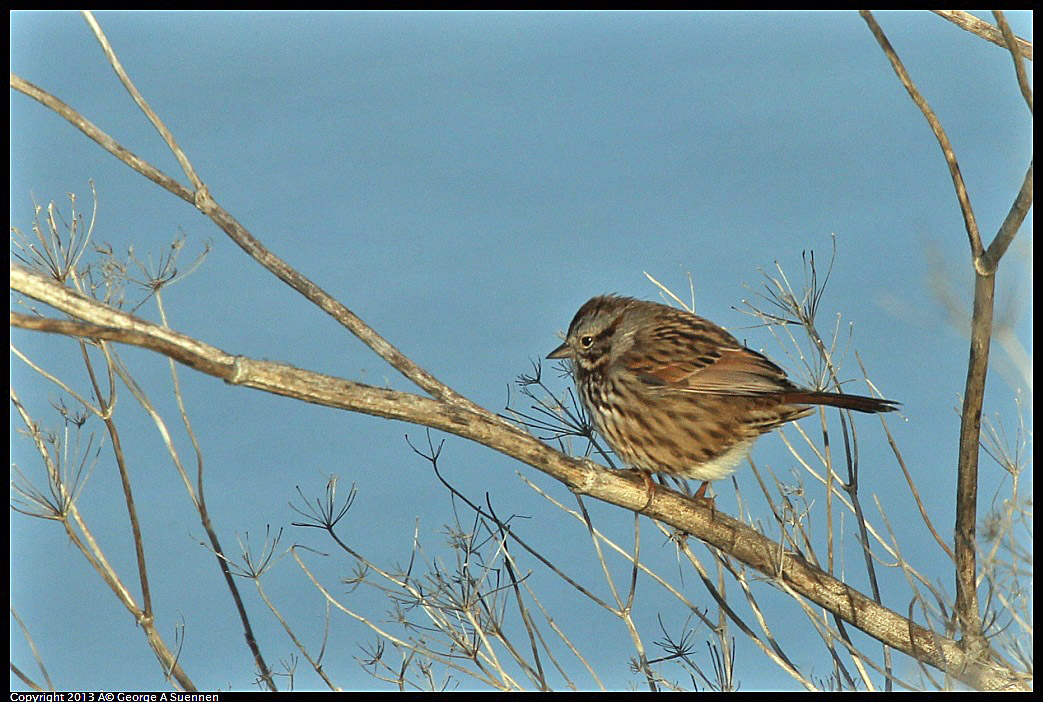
[547, 295, 898, 492]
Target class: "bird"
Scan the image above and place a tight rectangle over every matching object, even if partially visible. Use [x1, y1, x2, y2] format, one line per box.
[547, 295, 898, 504]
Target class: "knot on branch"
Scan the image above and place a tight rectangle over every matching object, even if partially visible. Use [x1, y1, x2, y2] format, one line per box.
[193, 184, 213, 212]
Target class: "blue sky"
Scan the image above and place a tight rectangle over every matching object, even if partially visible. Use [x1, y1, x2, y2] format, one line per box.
[11, 11, 1032, 692]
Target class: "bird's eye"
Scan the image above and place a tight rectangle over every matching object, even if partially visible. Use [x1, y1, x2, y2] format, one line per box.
[580, 335, 594, 348]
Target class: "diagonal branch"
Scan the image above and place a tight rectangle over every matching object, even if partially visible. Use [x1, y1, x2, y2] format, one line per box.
[930, 11, 1033, 61]
[10, 263, 1027, 691]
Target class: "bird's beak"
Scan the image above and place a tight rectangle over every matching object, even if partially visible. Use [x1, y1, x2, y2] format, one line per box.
[547, 342, 570, 360]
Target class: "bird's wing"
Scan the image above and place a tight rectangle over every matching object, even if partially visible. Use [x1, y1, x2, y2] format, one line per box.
[625, 332, 797, 396]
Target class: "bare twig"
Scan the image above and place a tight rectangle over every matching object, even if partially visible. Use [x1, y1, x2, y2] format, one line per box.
[931, 11, 1033, 61]
[860, 11, 982, 262]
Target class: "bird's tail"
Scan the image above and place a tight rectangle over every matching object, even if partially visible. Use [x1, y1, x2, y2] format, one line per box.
[780, 391, 899, 414]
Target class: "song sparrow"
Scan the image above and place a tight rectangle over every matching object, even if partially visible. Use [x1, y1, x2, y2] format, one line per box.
[548, 295, 898, 498]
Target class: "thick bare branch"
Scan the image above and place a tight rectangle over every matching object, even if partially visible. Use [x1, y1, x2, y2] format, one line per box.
[9, 263, 1026, 691]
